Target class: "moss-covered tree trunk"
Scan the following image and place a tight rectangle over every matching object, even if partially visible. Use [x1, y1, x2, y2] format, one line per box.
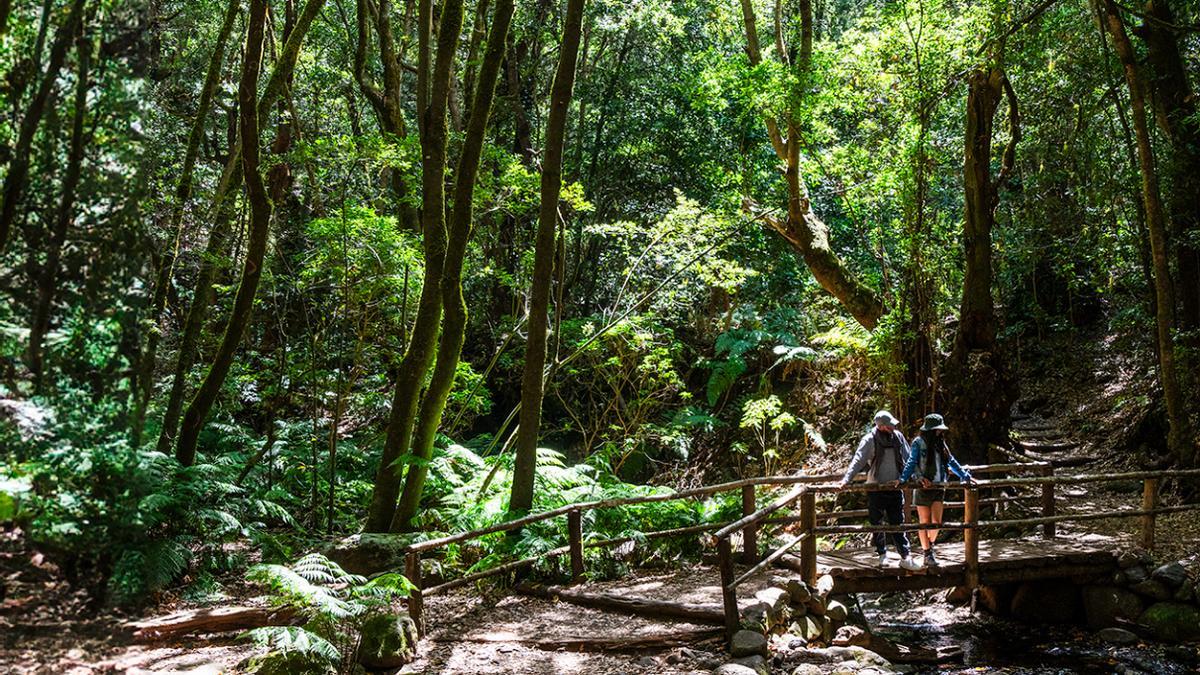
[737, 0, 884, 332]
[132, 0, 239, 446]
[173, 0, 273, 468]
[28, 23, 91, 390]
[365, 0, 457, 532]
[0, 0, 86, 254]
[159, 0, 326, 459]
[510, 0, 586, 517]
[1101, 0, 1193, 467]
[389, 0, 516, 532]
[943, 66, 1019, 464]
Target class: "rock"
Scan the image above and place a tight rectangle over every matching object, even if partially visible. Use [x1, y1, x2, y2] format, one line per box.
[794, 646, 892, 669]
[805, 594, 827, 617]
[1138, 602, 1200, 643]
[832, 625, 871, 647]
[757, 587, 792, 614]
[787, 579, 812, 604]
[1125, 565, 1149, 584]
[731, 654, 769, 675]
[1152, 562, 1189, 589]
[820, 615, 834, 643]
[1112, 571, 1127, 585]
[1130, 579, 1172, 601]
[242, 651, 336, 675]
[356, 612, 418, 669]
[1174, 583, 1194, 603]
[1082, 585, 1145, 630]
[977, 584, 1015, 616]
[791, 666, 822, 675]
[1010, 581, 1080, 624]
[816, 574, 836, 596]
[795, 615, 822, 642]
[731, 630, 769, 658]
[826, 599, 848, 622]
[742, 602, 772, 631]
[633, 655, 659, 667]
[325, 533, 418, 575]
[944, 585, 972, 605]
[1118, 551, 1141, 569]
[715, 664, 759, 675]
[1097, 627, 1139, 645]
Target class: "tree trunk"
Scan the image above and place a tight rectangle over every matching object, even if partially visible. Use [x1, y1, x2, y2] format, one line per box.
[173, 0, 273, 468]
[1139, 0, 1200, 354]
[132, 0, 240, 446]
[28, 22, 91, 390]
[389, 0, 515, 532]
[158, 0, 325, 458]
[0, 0, 87, 254]
[1100, 0, 1194, 466]
[943, 66, 1020, 464]
[510, 0, 585, 516]
[364, 0, 460, 532]
[737, 0, 884, 331]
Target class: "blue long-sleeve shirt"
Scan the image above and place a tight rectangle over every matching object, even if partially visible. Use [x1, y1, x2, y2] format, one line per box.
[900, 436, 971, 484]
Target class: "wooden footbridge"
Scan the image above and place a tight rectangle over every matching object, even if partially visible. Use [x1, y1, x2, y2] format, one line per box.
[381, 461, 1200, 643]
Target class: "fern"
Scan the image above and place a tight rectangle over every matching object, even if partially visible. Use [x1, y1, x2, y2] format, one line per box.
[240, 626, 341, 663]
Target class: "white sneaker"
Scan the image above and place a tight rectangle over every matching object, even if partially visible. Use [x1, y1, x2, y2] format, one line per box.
[899, 556, 922, 571]
[878, 553, 889, 567]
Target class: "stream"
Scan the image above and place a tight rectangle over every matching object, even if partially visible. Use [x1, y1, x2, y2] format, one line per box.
[857, 589, 1200, 674]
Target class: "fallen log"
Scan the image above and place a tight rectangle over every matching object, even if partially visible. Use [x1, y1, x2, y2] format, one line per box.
[125, 605, 299, 642]
[516, 582, 726, 625]
[432, 627, 722, 652]
[868, 635, 963, 664]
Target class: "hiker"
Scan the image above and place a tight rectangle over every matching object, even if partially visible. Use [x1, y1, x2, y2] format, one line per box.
[837, 410, 920, 570]
[899, 413, 974, 568]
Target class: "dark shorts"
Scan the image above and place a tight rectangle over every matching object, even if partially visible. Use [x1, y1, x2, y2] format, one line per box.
[915, 488, 947, 506]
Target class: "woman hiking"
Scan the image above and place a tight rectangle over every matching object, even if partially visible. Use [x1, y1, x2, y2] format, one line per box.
[899, 413, 974, 568]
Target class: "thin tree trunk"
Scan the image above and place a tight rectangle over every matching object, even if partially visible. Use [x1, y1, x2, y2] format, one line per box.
[364, 0, 460, 532]
[509, 0, 585, 517]
[1100, 0, 1193, 466]
[173, 0, 273, 468]
[0, 0, 87, 254]
[28, 23, 91, 389]
[132, 0, 240, 446]
[389, 0, 515, 532]
[158, 0, 326, 458]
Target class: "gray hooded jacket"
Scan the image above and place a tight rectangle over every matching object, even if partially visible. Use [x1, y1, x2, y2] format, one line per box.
[842, 429, 911, 485]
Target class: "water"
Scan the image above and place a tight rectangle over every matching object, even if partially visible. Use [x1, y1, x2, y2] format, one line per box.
[856, 590, 1200, 674]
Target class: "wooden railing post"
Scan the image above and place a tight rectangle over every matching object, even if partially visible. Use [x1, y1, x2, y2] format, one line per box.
[1041, 464, 1055, 539]
[717, 537, 739, 641]
[568, 508, 585, 582]
[405, 551, 424, 636]
[1141, 477, 1158, 550]
[800, 488, 817, 586]
[963, 487, 979, 590]
[741, 484, 757, 564]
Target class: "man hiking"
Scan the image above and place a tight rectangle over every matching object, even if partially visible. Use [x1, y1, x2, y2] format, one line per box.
[837, 410, 920, 570]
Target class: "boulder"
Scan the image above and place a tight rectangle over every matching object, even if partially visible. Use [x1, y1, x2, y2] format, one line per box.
[715, 664, 760, 675]
[356, 612, 418, 669]
[1130, 579, 1172, 601]
[1117, 551, 1140, 569]
[1138, 602, 1200, 643]
[1174, 583, 1194, 603]
[325, 533, 417, 575]
[794, 615, 822, 642]
[793, 646, 892, 668]
[805, 594, 827, 617]
[730, 630, 769, 658]
[1125, 565, 1149, 584]
[242, 651, 336, 675]
[1082, 585, 1145, 630]
[977, 584, 1016, 616]
[1097, 627, 1139, 645]
[791, 665, 822, 675]
[816, 574, 836, 596]
[731, 654, 769, 675]
[741, 602, 772, 631]
[826, 599, 848, 622]
[832, 625, 871, 648]
[944, 585, 972, 605]
[757, 587, 792, 615]
[787, 579, 812, 604]
[1152, 562, 1189, 589]
[1010, 581, 1080, 624]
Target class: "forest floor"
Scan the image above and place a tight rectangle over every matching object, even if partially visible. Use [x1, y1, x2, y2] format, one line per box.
[3, 324, 1197, 674]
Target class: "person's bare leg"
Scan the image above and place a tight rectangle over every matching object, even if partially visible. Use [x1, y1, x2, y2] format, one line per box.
[916, 505, 932, 550]
[930, 501, 944, 544]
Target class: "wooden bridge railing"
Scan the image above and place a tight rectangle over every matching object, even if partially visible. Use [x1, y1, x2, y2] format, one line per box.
[393, 463, 1200, 637]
